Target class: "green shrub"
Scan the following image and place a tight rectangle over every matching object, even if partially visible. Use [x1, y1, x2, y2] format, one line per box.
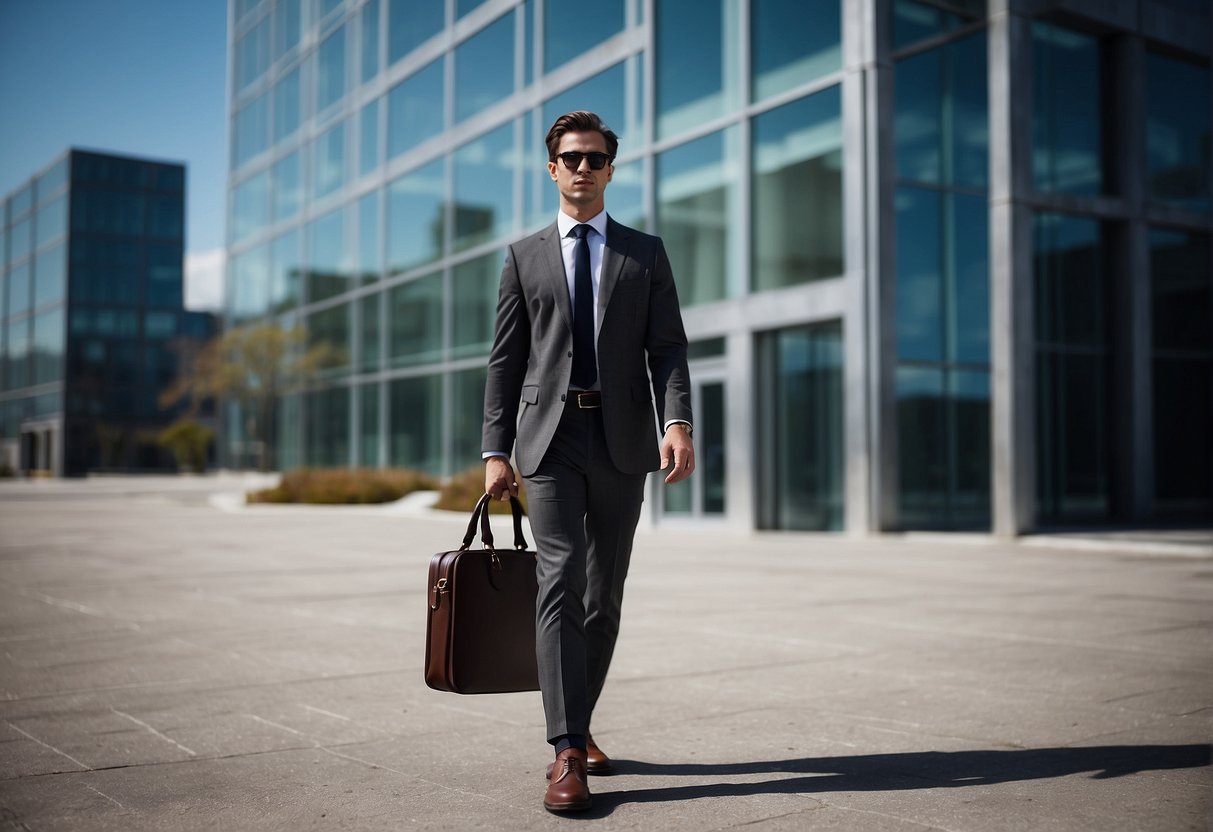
[433, 466, 528, 515]
[247, 467, 437, 505]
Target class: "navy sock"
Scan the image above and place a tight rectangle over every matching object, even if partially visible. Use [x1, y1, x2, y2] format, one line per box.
[553, 734, 587, 754]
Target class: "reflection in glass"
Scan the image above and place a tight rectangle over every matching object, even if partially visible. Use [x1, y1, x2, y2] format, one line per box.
[272, 152, 302, 221]
[233, 170, 270, 242]
[752, 86, 843, 291]
[388, 59, 444, 159]
[71, 240, 140, 305]
[390, 373, 442, 473]
[757, 321, 844, 531]
[358, 191, 381, 284]
[544, 0, 623, 71]
[361, 0, 380, 83]
[5, 318, 29, 390]
[273, 0, 301, 61]
[655, 0, 740, 139]
[308, 302, 351, 377]
[270, 228, 302, 312]
[1150, 228, 1212, 514]
[453, 123, 515, 251]
[317, 26, 346, 113]
[360, 291, 381, 371]
[893, 0, 985, 50]
[656, 128, 737, 306]
[146, 243, 183, 308]
[359, 383, 380, 466]
[31, 309, 65, 386]
[7, 262, 30, 319]
[1033, 23, 1103, 195]
[1034, 213, 1109, 522]
[388, 159, 446, 273]
[36, 158, 68, 202]
[389, 0, 444, 64]
[1146, 52, 1212, 212]
[234, 92, 269, 169]
[455, 12, 515, 123]
[894, 32, 987, 188]
[9, 219, 31, 263]
[541, 63, 627, 219]
[236, 15, 270, 92]
[33, 244, 66, 308]
[308, 207, 352, 303]
[147, 194, 184, 239]
[306, 386, 350, 467]
[452, 251, 501, 358]
[273, 68, 301, 142]
[451, 366, 488, 472]
[389, 272, 443, 366]
[35, 196, 67, 248]
[751, 0, 840, 102]
[230, 243, 271, 323]
[313, 120, 347, 200]
[360, 99, 380, 177]
[607, 160, 644, 231]
[72, 190, 144, 237]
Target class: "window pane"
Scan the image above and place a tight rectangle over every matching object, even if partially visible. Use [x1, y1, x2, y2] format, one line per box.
[455, 12, 515, 123]
[388, 272, 443, 366]
[451, 251, 501, 358]
[388, 158, 446, 273]
[751, 86, 843, 291]
[308, 302, 351, 377]
[234, 92, 270, 169]
[1151, 228, 1211, 353]
[5, 318, 29, 390]
[236, 15, 270, 92]
[272, 151, 302, 222]
[36, 158, 68, 203]
[1147, 52, 1212, 212]
[655, 0, 740, 140]
[33, 244, 67, 308]
[362, 0, 381, 83]
[656, 128, 738, 306]
[70, 240, 140, 305]
[757, 321, 844, 530]
[359, 382, 380, 466]
[458, 0, 488, 17]
[317, 26, 347, 113]
[72, 190, 144, 236]
[273, 68, 302, 143]
[360, 99, 380, 176]
[230, 243, 271, 322]
[701, 381, 726, 514]
[147, 194, 184, 239]
[895, 187, 942, 362]
[270, 228, 302, 312]
[308, 207, 353, 302]
[450, 366, 488, 472]
[607, 160, 644, 230]
[358, 191, 381, 284]
[893, 0, 984, 50]
[389, 0, 444, 65]
[35, 195, 67, 249]
[544, 0, 623, 71]
[1033, 23, 1103, 195]
[233, 170, 271, 242]
[389, 373, 442, 473]
[360, 291, 381, 371]
[306, 386, 350, 467]
[952, 192, 989, 365]
[9, 218, 31, 263]
[7, 262, 31, 318]
[1034, 213, 1105, 348]
[313, 119, 347, 199]
[273, 0, 302, 61]
[388, 58, 445, 159]
[752, 0, 840, 102]
[31, 308, 64, 386]
[453, 123, 515, 251]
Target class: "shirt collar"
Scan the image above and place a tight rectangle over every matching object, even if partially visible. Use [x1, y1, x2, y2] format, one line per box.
[557, 209, 608, 240]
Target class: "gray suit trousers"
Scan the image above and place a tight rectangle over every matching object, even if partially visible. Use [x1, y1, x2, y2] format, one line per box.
[524, 402, 645, 744]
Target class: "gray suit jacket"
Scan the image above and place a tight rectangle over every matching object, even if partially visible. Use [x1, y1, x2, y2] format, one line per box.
[482, 216, 692, 477]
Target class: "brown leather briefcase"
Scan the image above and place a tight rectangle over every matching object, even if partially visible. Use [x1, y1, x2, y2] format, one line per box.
[424, 494, 540, 694]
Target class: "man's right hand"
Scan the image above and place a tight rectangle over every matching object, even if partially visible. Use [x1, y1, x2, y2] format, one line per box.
[485, 456, 519, 502]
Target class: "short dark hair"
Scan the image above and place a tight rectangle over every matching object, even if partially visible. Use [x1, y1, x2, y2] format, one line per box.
[545, 111, 619, 162]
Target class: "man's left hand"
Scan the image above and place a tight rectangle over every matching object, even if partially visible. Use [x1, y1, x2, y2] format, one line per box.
[660, 425, 695, 484]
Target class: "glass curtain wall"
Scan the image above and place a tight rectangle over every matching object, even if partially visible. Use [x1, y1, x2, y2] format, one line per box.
[892, 22, 991, 529]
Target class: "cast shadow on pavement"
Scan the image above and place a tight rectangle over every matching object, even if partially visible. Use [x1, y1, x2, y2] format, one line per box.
[564, 744, 1212, 819]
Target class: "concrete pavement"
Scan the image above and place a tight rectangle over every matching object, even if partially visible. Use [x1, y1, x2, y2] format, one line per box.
[0, 475, 1210, 830]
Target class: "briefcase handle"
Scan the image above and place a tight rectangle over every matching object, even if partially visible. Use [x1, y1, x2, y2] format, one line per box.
[460, 493, 528, 553]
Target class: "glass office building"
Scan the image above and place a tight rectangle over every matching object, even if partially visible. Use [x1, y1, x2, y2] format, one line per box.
[1, 150, 216, 476]
[224, 0, 1212, 533]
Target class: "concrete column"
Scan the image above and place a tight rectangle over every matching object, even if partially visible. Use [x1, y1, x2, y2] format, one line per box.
[989, 1, 1035, 536]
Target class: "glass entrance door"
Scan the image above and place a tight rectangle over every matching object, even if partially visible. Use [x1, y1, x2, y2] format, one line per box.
[661, 375, 726, 519]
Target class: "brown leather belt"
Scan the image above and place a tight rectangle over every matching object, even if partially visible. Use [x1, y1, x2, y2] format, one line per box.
[567, 390, 601, 409]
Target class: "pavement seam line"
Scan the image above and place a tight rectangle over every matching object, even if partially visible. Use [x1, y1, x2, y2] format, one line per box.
[83, 783, 127, 810]
[5, 722, 92, 771]
[111, 708, 197, 757]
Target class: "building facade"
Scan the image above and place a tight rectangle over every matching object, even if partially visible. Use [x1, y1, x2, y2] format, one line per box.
[0, 150, 216, 477]
[223, 0, 1212, 533]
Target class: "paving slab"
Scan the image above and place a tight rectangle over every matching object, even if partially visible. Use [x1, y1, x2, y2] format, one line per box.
[0, 475, 1210, 830]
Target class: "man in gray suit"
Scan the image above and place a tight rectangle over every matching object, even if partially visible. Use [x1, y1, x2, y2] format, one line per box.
[483, 111, 695, 812]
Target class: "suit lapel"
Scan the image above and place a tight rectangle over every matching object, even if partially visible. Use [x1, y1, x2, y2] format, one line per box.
[538, 222, 573, 334]
[598, 217, 631, 335]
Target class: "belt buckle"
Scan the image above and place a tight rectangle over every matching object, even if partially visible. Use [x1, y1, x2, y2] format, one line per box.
[576, 392, 601, 409]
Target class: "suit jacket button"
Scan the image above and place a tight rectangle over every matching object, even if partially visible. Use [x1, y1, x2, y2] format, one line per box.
[567, 350, 573, 357]
[560, 394, 566, 402]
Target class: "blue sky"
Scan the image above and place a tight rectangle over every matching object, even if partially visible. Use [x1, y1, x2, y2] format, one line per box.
[0, 0, 228, 308]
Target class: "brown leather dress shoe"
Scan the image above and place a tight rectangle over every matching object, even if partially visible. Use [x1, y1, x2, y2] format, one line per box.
[543, 747, 591, 812]
[545, 734, 614, 779]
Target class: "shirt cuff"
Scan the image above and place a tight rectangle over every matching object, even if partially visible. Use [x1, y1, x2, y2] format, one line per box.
[482, 451, 509, 460]
[663, 420, 692, 433]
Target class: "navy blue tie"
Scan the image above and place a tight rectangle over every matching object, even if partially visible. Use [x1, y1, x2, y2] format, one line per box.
[570, 224, 597, 389]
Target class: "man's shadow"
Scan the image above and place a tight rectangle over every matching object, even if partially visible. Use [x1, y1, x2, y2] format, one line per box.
[565, 744, 1211, 819]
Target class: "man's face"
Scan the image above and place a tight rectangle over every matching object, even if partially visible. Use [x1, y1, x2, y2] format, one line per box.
[548, 130, 613, 212]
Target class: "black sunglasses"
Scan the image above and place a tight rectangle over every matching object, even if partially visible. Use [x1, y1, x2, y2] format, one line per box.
[555, 151, 614, 171]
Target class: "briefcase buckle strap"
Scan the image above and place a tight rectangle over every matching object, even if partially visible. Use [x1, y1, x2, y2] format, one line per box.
[430, 577, 449, 610]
